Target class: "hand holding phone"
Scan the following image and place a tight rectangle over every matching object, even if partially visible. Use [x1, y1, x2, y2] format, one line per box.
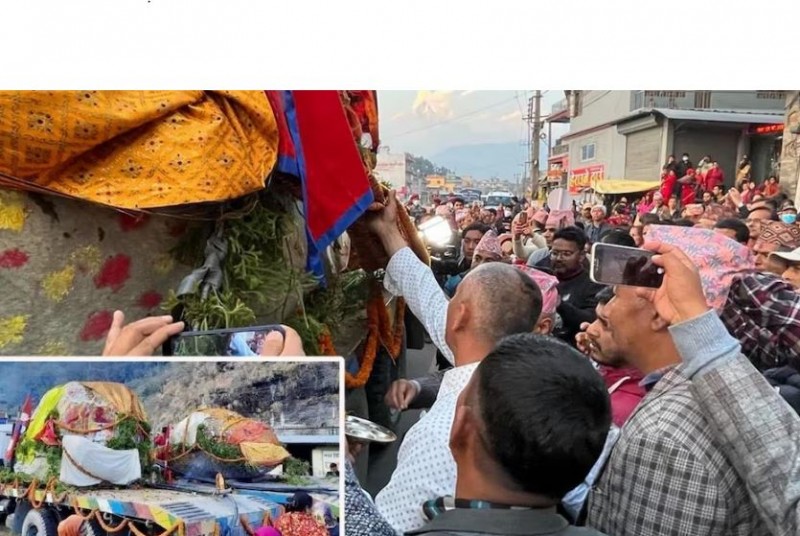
[590, 243, 664, 288]
[163, 325, 285, 356]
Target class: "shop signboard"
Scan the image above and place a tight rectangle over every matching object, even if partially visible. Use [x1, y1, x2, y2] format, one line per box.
[568, 164, 604, 194]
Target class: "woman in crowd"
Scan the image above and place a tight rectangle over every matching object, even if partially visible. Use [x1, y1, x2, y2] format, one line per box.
[274, 492, 328, 536]
[763, 175, 781, 198]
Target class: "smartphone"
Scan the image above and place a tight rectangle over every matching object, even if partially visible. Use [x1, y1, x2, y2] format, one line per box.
[590, 243, 664, 288]
[162, 325, 284, 357]
[518, 211, 528, 225]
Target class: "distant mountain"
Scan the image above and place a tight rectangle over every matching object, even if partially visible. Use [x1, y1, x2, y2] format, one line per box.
[430, 142, 550, 181]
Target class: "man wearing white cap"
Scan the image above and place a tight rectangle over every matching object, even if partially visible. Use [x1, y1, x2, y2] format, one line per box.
[770, 247, 800, 290]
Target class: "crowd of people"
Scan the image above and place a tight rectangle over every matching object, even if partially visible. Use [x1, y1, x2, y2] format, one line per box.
[341, 159, 800, 535]
[96, 153, 800, 535]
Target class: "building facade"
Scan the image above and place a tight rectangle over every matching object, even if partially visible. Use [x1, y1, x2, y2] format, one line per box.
[782, 92, 800, 204]
[548, 91, 787, 194]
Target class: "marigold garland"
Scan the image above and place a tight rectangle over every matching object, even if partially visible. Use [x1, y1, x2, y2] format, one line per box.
[344, 283, 407, 389]
[345, 294, 381, 389]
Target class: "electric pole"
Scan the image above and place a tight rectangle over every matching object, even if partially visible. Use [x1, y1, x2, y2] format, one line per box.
[523, 91, 543, 200]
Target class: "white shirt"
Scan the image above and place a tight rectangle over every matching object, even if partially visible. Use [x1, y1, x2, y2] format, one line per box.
[377, 246, 470, 532]
[375, 363, 479, 533]
[383, 247, 454, 365]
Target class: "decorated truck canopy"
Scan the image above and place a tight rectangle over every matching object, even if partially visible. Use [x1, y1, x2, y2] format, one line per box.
[165, 408, 290, 479]
[0, 91, 427, 392]
[14, 381, 150, 486]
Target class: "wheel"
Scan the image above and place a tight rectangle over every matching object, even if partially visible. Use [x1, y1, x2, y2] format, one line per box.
[12, 501, 32, 535]
[21, 508, 58, 536]
[80, 518, 106, 536]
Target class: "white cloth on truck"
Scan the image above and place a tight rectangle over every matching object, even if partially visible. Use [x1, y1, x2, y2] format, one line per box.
[169, 412, 211, 446]
[60, 435, 141, 487]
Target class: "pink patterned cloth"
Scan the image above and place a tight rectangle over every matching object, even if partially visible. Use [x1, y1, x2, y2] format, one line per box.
[515, 265, 560, 316]
[646, 225, 755, 311]
[455, 209, 469, 223]
[546, 209, 575, 229]
[532, 209, 549, 226]
[474, 230, 503, 259]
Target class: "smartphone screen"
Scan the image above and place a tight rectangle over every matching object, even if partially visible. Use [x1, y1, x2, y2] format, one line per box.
[518, 212, 528, 225]
[590, 243, 664, 288]
[163, 325, 284, 357]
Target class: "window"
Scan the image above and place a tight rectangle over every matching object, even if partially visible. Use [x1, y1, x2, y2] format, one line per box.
[580, 143, 596, 162]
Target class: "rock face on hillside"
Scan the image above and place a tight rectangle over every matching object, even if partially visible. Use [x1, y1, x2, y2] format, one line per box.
[0, 361, 339, 431]
[132, 361, 340, 430]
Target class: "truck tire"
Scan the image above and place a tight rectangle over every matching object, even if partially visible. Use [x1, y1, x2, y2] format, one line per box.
[21, 508, 58, 536]
[80, 518, 107, 536]
[12, 501, 32, 534]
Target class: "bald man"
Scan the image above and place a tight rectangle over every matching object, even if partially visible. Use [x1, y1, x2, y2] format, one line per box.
[366, 192, 543, 533]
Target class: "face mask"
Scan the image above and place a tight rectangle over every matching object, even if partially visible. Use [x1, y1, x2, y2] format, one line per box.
[682, 157, 689, 162]
[781, 213, 797, 225]
[412, 200, 419, 206]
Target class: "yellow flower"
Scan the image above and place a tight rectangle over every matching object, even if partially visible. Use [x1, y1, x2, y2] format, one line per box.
[0, 315, 29, 350]
[41, 265, 76, 302]
[0, 191, 26, 232]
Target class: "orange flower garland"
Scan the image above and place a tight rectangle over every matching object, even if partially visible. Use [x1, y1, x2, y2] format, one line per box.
[345, 294, 381, 389]
[341, 278, 407, 389]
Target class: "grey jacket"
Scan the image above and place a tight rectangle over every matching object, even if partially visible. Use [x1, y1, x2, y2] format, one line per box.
[409, 369, 448, 409]
[670, 311, 800, 536]
[405, 507, 606, 536]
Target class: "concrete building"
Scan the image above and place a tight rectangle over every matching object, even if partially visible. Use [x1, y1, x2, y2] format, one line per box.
[781, 92, 800, 204]
[548, 91, 786, 194]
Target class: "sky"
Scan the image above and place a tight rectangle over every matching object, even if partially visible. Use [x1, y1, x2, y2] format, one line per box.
[377, 90, 570, 164]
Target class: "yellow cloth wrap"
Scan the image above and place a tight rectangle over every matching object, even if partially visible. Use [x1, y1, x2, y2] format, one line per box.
[0, 91, 278, 209]
[239, 441, 290, 466]
[81, 381, 147, 422]
[21, 385, 65, 463]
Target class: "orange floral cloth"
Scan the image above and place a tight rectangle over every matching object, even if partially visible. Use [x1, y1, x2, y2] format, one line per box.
[0, 91, 278, 209]
[274, 512, 328, 536]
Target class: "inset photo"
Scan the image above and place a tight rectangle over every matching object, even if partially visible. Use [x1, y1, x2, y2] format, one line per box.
[0, 359, 341, 536]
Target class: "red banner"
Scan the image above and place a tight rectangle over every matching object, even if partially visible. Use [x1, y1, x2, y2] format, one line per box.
[568, 164, 605, 193]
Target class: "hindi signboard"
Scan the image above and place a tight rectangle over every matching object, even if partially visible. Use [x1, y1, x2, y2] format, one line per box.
[568, 165, 604, 194]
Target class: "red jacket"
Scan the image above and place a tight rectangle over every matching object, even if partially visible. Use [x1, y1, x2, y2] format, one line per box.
[660, 172, 677, 201]
[599, 365, 646, 427]
[704, 167, 724, 191]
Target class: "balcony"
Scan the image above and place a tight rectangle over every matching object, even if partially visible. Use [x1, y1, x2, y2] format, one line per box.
[630, 90, 786, 112]
[548, 98, 570, 123]
[550, 141, 569, 158]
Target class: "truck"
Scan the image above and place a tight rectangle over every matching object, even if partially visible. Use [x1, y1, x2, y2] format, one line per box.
[0, 384, 338, 536]
[0, 476, 284, 536]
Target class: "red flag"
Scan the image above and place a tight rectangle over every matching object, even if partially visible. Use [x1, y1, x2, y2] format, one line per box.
[4, 394, 33, 465]
[267, 91, 374, 280]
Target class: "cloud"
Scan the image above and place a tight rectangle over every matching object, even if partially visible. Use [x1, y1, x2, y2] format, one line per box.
[460, 90, 475, 97]
[499, 110, 521, 122]
[412, 91, 454, 119]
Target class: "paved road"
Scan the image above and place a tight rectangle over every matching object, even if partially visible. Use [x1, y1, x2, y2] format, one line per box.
[362, 343, 437, 498]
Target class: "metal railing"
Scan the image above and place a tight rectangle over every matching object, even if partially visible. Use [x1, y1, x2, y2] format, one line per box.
[630, 90, 786, 112]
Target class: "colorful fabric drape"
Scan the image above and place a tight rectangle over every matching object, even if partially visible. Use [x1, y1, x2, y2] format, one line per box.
[646, 225, 754, 311]
[266, 91, 374, 280]
[0, 91, 278, 209]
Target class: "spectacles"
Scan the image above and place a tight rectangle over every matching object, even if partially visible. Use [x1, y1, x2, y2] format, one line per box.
[551, 250, 578, 259]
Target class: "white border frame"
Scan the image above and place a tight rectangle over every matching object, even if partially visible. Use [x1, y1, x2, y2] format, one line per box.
[0, 355, 346, 535]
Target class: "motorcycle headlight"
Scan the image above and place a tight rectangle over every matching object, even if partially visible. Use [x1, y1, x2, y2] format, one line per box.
[418, 216, 452, 247]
